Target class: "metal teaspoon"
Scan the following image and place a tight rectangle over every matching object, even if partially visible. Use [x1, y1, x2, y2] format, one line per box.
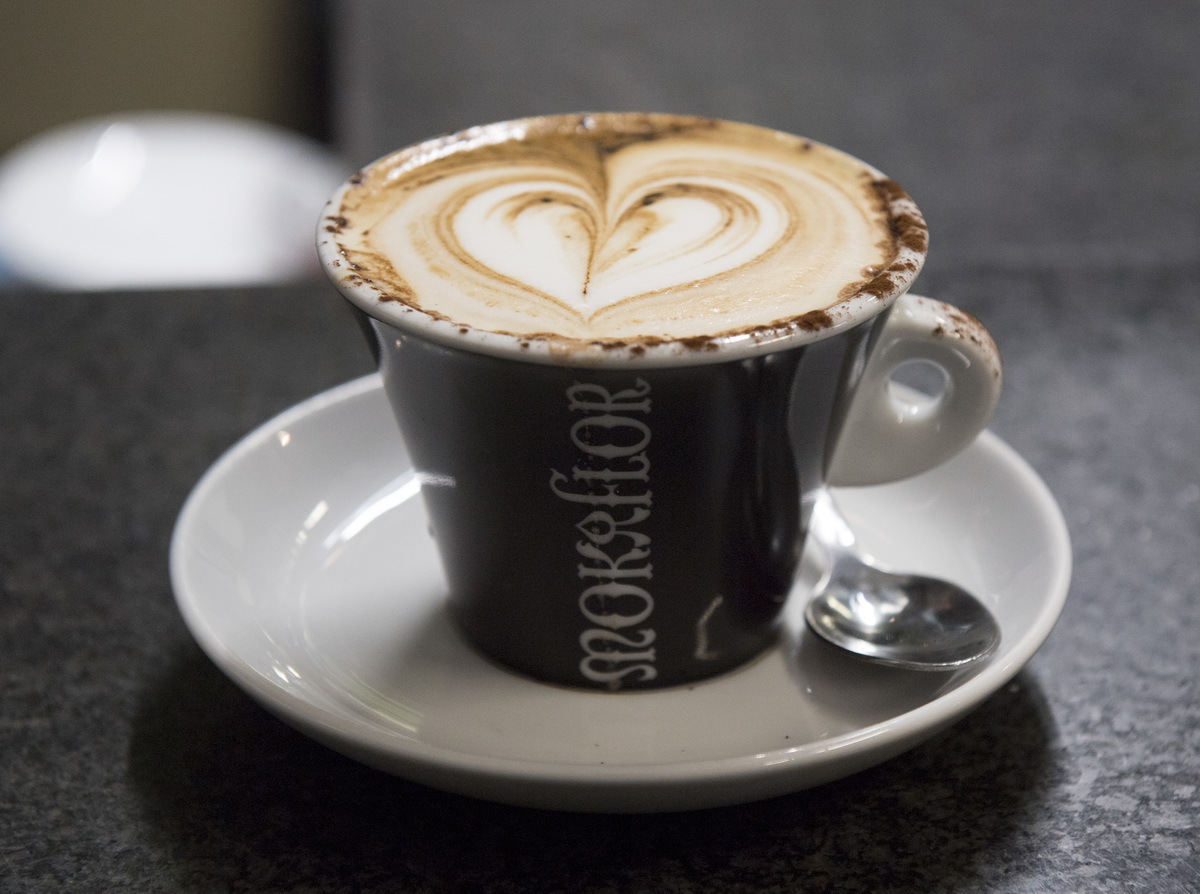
[803, 494, 1001, 670]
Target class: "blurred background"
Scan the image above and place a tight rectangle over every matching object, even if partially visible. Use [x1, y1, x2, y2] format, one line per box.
[0, 1, 329, 152]
[1, 0, 1196, 289]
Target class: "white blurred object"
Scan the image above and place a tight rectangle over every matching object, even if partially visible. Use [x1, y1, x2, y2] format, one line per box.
[0, 112, 350, 289]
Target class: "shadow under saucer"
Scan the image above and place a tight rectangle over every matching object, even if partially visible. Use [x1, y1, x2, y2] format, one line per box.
[126, 644, 1060, 892]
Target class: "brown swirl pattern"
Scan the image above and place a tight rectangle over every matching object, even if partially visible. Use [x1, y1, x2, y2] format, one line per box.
[332, 115, 917, 341]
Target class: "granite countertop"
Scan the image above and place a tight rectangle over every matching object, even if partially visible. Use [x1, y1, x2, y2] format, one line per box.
[1, 270, 1197, 891]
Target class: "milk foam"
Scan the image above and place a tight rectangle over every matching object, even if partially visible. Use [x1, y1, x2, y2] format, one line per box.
[325, 115, 925, 343]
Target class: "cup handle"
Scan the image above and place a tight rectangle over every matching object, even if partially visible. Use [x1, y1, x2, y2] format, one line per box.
[826, 293, 1002, 487]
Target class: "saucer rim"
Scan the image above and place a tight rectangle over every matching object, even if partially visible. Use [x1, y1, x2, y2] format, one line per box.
[170, 374, 1072, 811]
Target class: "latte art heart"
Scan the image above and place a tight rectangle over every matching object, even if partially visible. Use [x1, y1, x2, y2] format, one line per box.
[326, 115, 926, 344]
[452, 175, 789, 317]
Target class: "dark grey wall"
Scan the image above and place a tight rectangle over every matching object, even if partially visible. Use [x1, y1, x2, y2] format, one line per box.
[331, 1, 1199, 272]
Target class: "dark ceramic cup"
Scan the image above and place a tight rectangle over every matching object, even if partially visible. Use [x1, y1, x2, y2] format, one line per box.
[318, 115, 1001, 690]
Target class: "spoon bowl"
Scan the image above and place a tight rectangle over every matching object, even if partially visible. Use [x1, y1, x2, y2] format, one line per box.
[804, 559, 1001, 670]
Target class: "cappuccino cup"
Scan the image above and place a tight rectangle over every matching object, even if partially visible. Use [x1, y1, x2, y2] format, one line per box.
[317, 113, 1001, 690]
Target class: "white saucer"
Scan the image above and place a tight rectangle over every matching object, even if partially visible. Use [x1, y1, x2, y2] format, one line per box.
[170, 374, 1071, 812]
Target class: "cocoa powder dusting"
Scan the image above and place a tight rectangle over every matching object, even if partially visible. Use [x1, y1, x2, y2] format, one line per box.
[793, 309, 834, 331]
[871, 179, 928, 255]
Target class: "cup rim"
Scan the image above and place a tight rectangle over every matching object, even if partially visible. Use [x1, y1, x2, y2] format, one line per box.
[317, 113, 927, 368]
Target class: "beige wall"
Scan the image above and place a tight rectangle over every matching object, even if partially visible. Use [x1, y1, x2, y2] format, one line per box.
[0, 0, 324, 155]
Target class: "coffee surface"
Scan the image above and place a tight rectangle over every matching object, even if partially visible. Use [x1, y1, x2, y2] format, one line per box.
[325, 114, 925, 344]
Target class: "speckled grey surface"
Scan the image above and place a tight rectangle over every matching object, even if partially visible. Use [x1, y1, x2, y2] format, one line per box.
[3, 1, 1199, 891]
